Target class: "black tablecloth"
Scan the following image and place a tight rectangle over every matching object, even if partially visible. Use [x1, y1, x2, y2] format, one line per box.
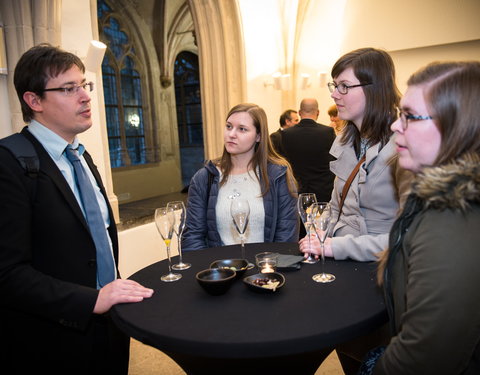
[112, 242, 387, 372]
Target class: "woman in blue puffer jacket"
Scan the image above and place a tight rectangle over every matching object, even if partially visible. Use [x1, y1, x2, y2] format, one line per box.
[182, 103, 298, 251]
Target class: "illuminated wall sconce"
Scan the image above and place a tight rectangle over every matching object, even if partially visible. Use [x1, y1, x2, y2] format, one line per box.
[300, 73, 311, 90]
[318, 71, 328, 88]
[84, 40, 107, 73]
[264, 72, 291, 91]
[280, 73, 291, 90]
[0, 26, 7, 75]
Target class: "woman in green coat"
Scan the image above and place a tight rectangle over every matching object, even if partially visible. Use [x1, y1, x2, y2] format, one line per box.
[361, 61, 480, 374]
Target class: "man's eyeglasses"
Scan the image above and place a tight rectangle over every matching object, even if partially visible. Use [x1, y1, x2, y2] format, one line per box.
[397, 107, 433, 130]
[41, 81, 94, 96]
[327, 82, 372, 95]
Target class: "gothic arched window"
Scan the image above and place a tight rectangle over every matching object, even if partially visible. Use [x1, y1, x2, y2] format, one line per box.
[98, 0, 147, 168]
[174, 51, 204, 187]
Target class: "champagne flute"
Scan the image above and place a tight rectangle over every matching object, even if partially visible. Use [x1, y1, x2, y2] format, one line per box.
[312, 202, 335, 283]
[230, 198, 253, 268]
[297, 193, 319, 264]
[167, 201, 191, 270]
[154, 207, 182, 282]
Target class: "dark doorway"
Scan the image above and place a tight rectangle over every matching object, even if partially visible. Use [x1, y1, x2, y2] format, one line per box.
[174, 51, 204, 188]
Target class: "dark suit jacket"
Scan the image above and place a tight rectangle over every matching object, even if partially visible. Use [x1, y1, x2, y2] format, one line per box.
[281, 119, 336, 202]
[270, 128, 286, 157]
[0, 128, 128, 374]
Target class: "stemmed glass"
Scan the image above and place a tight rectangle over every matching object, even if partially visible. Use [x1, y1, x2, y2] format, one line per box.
[154, 207, 182, 282]
[167, 201, 191, 270]
[230, 198, 253, 267]
[311, 202, 335, 283]
[297, 193, 319, 264]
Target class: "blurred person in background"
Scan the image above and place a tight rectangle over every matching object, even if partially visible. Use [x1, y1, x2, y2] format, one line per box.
[270, 109, 299, 157]
[328, 104, 346, 135]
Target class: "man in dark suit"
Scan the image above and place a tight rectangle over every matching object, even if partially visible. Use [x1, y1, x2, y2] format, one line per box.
[270, 109, 299, 156]
[282, 98, 336, 203]
[0, 44, 153, 374]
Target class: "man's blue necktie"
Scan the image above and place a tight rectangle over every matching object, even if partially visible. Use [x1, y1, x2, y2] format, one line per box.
[65, 145, 115, 287]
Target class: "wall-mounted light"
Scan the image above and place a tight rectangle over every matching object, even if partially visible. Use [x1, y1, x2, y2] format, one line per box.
[84, 40, 107, 73]
[300, 73, 311, 90]
[0, 26, 7, 75]
[318, 71, 328, 88]
[264, 72, 281, 90]
[280, 74, 291, 90]
[264, 72, 291, 91]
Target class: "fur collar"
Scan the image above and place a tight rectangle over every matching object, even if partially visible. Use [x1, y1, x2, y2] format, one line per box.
[412, 153, 480, 211]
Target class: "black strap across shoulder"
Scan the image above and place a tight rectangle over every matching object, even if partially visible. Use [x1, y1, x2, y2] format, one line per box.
[0, 133, 39, 177]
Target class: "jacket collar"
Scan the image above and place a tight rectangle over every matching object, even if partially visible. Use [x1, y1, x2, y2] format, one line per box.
[298, 118, 320, 127]
[412, 153, 480, 211]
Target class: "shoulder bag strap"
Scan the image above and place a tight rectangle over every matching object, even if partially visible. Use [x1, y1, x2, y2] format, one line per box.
[337, 155, 366, 222]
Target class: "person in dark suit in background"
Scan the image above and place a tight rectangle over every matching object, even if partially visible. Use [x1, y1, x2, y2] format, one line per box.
[0, 44, 153, 374]
[282, 98, 336, 203]
[269, 109, 299, 157]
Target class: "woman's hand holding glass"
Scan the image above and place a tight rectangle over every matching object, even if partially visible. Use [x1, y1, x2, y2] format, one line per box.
[299, 234, 333, 258]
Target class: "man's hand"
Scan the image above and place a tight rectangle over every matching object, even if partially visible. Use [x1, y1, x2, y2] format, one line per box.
[94, 279, 154, 314]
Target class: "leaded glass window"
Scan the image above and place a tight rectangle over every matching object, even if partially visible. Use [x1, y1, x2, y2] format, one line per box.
[98, 0, 146, 168]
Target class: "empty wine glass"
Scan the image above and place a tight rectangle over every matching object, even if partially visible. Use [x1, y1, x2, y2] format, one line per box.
[230, 198, 253, 268]
[311, 202, 335, 283]
[154, 207, 182, 282]
[297, 193, 319, 264]
[167, 201, 191, 270]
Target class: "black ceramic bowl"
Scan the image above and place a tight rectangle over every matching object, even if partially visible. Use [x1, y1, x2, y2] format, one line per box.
[210, 259, 249, 279]
[196, 268, 236, 295]
[243, 272, 285, 293]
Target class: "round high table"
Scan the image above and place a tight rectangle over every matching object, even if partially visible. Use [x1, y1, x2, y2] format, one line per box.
[111, 242, 387, 374]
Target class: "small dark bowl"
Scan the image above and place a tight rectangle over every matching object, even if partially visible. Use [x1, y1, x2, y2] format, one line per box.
[243, 272, 285, 293]
[210, 259, 249, 279]
[196, 268, 236, 295]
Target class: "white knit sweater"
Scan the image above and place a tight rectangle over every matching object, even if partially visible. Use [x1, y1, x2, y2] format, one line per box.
[215, 170, 265, 245]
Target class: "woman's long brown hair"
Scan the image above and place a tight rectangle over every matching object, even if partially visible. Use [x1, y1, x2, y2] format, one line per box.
[215, 103, 297, 196]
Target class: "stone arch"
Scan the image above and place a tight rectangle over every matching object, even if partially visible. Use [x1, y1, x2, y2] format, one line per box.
[187, 0, 246, 159]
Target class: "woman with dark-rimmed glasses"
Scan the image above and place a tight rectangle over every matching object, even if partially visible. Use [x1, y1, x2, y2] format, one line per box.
[299, 47, 413, 374]
[300, 48, 412, 263]
[359, 61, 480, 375]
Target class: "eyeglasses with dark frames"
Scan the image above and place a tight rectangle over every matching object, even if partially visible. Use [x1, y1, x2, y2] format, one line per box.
[397, 107, 433, 130]
[327, 82, 372, 95]
[41, 81, 94, 97]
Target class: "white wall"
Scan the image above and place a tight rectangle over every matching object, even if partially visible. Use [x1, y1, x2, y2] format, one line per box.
[391, 40, 480, 95]
[341, 0, 480, 53]
[238, 0, 285, 133]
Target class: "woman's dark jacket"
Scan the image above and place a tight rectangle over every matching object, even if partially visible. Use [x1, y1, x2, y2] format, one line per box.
[182, 161, 298, 251]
